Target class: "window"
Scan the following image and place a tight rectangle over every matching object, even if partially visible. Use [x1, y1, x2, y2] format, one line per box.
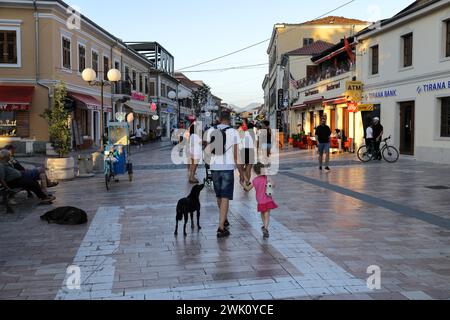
[402, 33, 413, 67]
[103, 56, 109, 81]
[161, 84, 166, 97]
[139, 73, 143, 93]
[144, 77, 148, 95]
[92, 51, 99, 76]
[124, 66, 130, 82]
[0, 111, 17, 137]
[132, 70, 137, 91]
[0, 29, 18, 65]
[78, 44, 85, 73]
[303, 38, 314, 46]
[114, 61, 120, 72]
[62, 37, 71, 70]
[441, 98, 450, 137]
[371, 45, 379, 75]
[149, 82, 155, 96]
[446, 20, 450, 58]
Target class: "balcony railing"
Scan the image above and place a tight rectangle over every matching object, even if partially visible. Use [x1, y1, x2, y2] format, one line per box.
[114, 81, 132, 95]
[297, 63, 355, 89]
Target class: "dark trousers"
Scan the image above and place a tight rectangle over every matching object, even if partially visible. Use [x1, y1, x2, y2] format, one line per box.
[373, 141, 382, 159]
[8, 176, 47, 199]
[366, 138, 374, 154]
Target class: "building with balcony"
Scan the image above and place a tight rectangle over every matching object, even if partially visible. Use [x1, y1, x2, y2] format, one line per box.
[264, 16, 370, 129]
[0, 0, 157, 151]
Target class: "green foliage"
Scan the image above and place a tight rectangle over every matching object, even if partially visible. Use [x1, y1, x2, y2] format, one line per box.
[192, 84, 211, 116]
[42, 82, 71, 158]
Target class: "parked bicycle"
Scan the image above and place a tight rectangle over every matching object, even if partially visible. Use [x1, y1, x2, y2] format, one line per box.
[357, 135, 399, 163]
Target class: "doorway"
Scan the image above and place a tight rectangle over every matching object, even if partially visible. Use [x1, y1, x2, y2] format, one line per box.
[309, 111, 314, 136]
[400, 101, 415, 155]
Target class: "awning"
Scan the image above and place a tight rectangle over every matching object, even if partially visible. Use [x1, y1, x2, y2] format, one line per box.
[68, 92, 112, 112]
[304, 97, 324, 105]
[124, 101, 154, 116]
[323, 96, 348, 106]
[0, 85, 34, 111]
[291, 103, 307, 110]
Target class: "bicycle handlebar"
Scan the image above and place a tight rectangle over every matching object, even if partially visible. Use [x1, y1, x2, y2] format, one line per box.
[383, 135, 392, 143]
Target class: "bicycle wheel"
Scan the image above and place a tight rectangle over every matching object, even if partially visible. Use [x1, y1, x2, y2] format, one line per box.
[105, 173, 111, 190]
[357, 145, 372, 163]
[383, 146, 399, 163]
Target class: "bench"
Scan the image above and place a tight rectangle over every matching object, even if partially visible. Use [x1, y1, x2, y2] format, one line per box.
[0, 186, 33, 214]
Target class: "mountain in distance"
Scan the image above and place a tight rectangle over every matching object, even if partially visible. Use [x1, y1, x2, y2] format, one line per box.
[234, 102, 262, 112]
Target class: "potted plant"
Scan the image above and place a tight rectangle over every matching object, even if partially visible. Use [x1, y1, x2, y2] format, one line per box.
[42, 82, 75, 181]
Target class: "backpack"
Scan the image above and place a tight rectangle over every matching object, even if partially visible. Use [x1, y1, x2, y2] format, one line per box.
[40, 207, 88, 225]
[208, 126, 231, 156]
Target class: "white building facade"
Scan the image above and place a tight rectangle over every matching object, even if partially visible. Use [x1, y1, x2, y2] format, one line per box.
[356, 0, 450, 164]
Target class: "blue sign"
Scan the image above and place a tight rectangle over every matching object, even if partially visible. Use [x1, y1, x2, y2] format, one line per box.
[417, 80, 450, 94]
[167, 107, 173, 113]
[367, 89, 398, 99]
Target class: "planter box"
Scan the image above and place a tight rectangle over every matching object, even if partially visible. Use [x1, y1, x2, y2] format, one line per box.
[46, 157, 75, 181]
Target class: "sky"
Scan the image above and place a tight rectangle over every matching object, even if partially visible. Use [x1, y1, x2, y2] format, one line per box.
[70, 0, 414, 108]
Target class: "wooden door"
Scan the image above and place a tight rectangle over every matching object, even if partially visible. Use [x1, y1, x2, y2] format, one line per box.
[330, 109, 336, 133]
[400, 102, 415, 155]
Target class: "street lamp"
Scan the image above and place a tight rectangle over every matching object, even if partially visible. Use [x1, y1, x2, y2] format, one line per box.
[82, 67, 121, 150]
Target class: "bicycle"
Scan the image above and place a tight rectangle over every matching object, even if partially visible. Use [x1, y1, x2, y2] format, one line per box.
[357, 135, 399, 163]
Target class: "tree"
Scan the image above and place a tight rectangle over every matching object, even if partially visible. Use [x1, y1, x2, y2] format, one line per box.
[192, 84, 211, 117]
[42, 82, 71, 158]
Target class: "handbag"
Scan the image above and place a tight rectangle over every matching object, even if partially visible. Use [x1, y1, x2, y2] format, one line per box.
[265, 176, 273, 196]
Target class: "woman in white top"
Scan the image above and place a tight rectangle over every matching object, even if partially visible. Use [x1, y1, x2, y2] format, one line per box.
[366, 123, 374, 155]
[239, 122, 256, 186]
[189, 124, 203, 184]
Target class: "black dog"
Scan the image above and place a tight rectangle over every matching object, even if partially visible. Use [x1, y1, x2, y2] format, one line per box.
[175, 184, 204, 236]
[40, 207, 88, 225]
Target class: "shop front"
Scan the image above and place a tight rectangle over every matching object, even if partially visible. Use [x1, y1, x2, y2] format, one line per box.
[68, 92, 112, 150]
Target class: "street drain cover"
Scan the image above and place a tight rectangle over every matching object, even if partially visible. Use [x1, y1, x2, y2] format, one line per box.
[425, 186, 450, 190]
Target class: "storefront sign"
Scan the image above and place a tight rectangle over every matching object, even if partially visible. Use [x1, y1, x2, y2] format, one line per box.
[167, 107, 174, 113]
[278, 89, 284, 110]
[131, 92, 146, 101]
[358, 104, 374, 112]
[150, 103, 157, 112]
[416, 80, 450, 94]
[276, 111, 283, 131]
[347, 102, 358, 113]
[327, 82, 341, 91]
[367, 90, 398, 99]
[0, 104, 30, 111]
[305, 89, 319, 97]
[345, 81, 363, 103]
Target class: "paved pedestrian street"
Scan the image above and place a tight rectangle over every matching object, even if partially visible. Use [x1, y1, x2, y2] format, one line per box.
[0, 143, 449, 300]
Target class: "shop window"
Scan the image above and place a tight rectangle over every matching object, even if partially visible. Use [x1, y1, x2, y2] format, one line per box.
[446, 20, 450, 58]
[78, 44, 86, 73]
[402, 33, 413, 67]
[0, 29, 18, 65]
[62, 36, 71, 70]
[149, 82, 155, 96]
[139, 73, 143, 93]
[0, 111, 17, 137]
[145, 77, 149, 95]
[441, 98, 450, 137]
[103, 56, 109, 81]
[371, 45, 379, 75]
[125, 66, 130, 82]
[92, 51, 99, 76]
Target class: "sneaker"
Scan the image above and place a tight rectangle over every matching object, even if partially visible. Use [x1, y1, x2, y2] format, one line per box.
[224, 220, 230, 228]
[319, 167, 323, 171]
[47, 181, 59, 188]
[262, 227, 270, 239]
[39, 196, 56, 204]
[325, 167, 331, 172]
[217, 228, 230, 238]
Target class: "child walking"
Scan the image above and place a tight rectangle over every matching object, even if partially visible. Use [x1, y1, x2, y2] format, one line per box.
[245, 163, 278, 238]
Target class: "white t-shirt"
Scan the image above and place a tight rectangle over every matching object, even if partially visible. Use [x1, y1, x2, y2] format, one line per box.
[366, 127, 374, 139]
[189, 134, 203, 160]
[135, 128, 145, 138]
[206, 124, 239, 171]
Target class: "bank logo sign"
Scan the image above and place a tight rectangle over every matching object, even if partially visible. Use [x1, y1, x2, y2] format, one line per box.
[417, 80, 450, 94]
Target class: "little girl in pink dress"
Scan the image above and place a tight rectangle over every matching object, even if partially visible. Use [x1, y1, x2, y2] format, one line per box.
[245, 163, 278, 238]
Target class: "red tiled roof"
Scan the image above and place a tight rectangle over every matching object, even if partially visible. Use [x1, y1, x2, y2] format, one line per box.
[285, 41, 335, 56]
[302, 16, 369, 25]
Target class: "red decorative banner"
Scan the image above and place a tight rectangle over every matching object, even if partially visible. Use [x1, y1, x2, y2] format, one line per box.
[0, 104, 29, 111]
[132, 92, 146, 101]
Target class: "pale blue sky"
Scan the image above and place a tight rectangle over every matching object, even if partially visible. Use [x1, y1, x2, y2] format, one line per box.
[72, 0, 413, 108]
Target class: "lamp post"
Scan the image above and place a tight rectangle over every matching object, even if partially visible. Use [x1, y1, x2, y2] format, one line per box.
[82, 68, 121, 150]
[168, 90, 177, 128]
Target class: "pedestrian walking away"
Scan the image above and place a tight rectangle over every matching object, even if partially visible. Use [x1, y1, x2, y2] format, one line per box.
[205, 111, 243, 238]
[315, 117, 332, 172]
[135, 125, 145, 149]
[244, 162, 278, 238]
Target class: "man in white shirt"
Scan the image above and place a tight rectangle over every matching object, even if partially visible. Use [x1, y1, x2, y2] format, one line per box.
[135, 125, 145, 149]
[366, 123, 374, 157]
[205, 111, 243, 238]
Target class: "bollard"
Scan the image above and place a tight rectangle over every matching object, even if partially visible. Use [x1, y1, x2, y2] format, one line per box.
[77, 154, 94, 178]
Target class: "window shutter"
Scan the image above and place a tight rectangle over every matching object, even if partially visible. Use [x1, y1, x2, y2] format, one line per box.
[16, 111, 30, 138]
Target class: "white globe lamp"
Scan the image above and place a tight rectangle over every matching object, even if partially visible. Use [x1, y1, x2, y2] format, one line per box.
[107, 69, 121, 82]
[81, 68, 97, 82]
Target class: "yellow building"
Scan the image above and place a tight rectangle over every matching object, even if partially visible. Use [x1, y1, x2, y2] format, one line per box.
[0, 0, 158, 153]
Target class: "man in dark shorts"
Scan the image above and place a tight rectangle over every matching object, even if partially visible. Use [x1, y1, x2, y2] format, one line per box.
[205, 111, 243, 238]
[372, 117, 384, 161]
[315, 117, 332, 172]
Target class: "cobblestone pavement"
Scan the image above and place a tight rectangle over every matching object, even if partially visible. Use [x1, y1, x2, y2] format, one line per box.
[0, 143, 449, 300]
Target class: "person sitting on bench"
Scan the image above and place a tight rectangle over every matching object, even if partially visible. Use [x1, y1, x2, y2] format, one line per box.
[0, 150, 55, 204]
[3, 145, 58, 196]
